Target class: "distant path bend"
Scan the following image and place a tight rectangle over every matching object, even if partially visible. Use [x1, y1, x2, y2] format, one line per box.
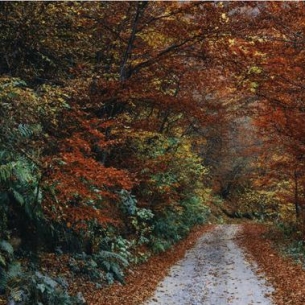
[144, 224, 274, 305]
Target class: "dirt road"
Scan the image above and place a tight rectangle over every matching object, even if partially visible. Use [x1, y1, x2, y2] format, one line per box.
[143, 224, 274, 305]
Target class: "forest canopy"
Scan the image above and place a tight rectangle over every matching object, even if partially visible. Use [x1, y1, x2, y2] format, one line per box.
[1, 1, 305, 304]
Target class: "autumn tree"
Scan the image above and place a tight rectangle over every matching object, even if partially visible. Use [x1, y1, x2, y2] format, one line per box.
[240, 2, 305, 224]
[0, 1, 233, 249]
[1, 2, 284, 301]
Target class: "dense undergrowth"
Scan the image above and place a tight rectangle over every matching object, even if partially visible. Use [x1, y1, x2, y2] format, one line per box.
[0, 76, 212, 304]
[2, 2, 305, 304]
[0, 2, 219, 303]
[266, 221, 305, 267]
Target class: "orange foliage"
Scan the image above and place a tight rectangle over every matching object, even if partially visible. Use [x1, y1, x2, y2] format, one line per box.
[43, 108, 133, 229]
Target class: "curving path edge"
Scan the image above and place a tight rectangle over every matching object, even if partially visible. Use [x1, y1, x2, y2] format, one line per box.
[143, 224, 274, 305]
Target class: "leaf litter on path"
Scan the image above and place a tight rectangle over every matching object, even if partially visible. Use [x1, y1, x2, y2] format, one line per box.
[238, 223, 305, 305]
[83, 225, 215, 305]
[143, 224, 274, 305]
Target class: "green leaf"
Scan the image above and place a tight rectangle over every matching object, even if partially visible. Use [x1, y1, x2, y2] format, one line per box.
[12, 189, 24, 206]
[0, 268, 7, 290]
[0, 240, 14, 255]
[0, 254, 6, 267]
[0, 163, 13, 182]
[98, 250, 128, 267]
[7, 262, 22, 279]
[89, 259, 98, 268]
[10, 289, 23, 302]
[18, 124, 33, 138]
[37, 283, 46, 293]
[12, 80, 27, 87]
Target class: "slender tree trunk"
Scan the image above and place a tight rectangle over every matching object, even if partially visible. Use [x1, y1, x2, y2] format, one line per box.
[120, 2, 148, 81]
[294, 170, 301, 220]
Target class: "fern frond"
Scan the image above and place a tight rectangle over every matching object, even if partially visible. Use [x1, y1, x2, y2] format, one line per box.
[0, 150, 9, 161]
[18, 124, 33, 138]
[13, 161, 34, 183]
[0, 163, 14, 182]
[110, 264, 125, 284]
[0, 254, 6, 267]
[0, 268, 7, 290]
[0, 262, 22, 291]
[0, 160, 35, 185]
[97, 250, 129, 267]
[101, 261, 111, 272]
[7, 262, 22, 280]
[9, 288, 24, 302]
[12, 189, 24, 206]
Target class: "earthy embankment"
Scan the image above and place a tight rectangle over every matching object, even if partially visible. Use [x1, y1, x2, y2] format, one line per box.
[83, 225, 214, 305]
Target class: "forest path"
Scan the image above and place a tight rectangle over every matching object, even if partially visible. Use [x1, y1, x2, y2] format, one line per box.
[143, 224, 274, 305]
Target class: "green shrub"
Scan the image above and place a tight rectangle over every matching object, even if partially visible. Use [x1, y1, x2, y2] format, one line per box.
[8, 271, 85, 305]
[0, 239, 83, 305]
[119, 190, 154, 245]
[70, 249, 128, 285]
[151, 196, 210, 253]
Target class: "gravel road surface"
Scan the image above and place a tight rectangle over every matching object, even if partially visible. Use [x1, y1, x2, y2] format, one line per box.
[143, 224, 274, 305]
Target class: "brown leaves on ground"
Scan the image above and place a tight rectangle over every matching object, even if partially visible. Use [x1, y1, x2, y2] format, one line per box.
[0, 225, 213, 305]
[80, 224, 214, 305]
[238, 223, 305, 305]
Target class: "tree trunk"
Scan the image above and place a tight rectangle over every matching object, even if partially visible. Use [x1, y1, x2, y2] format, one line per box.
[294, 170, 301, 220]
